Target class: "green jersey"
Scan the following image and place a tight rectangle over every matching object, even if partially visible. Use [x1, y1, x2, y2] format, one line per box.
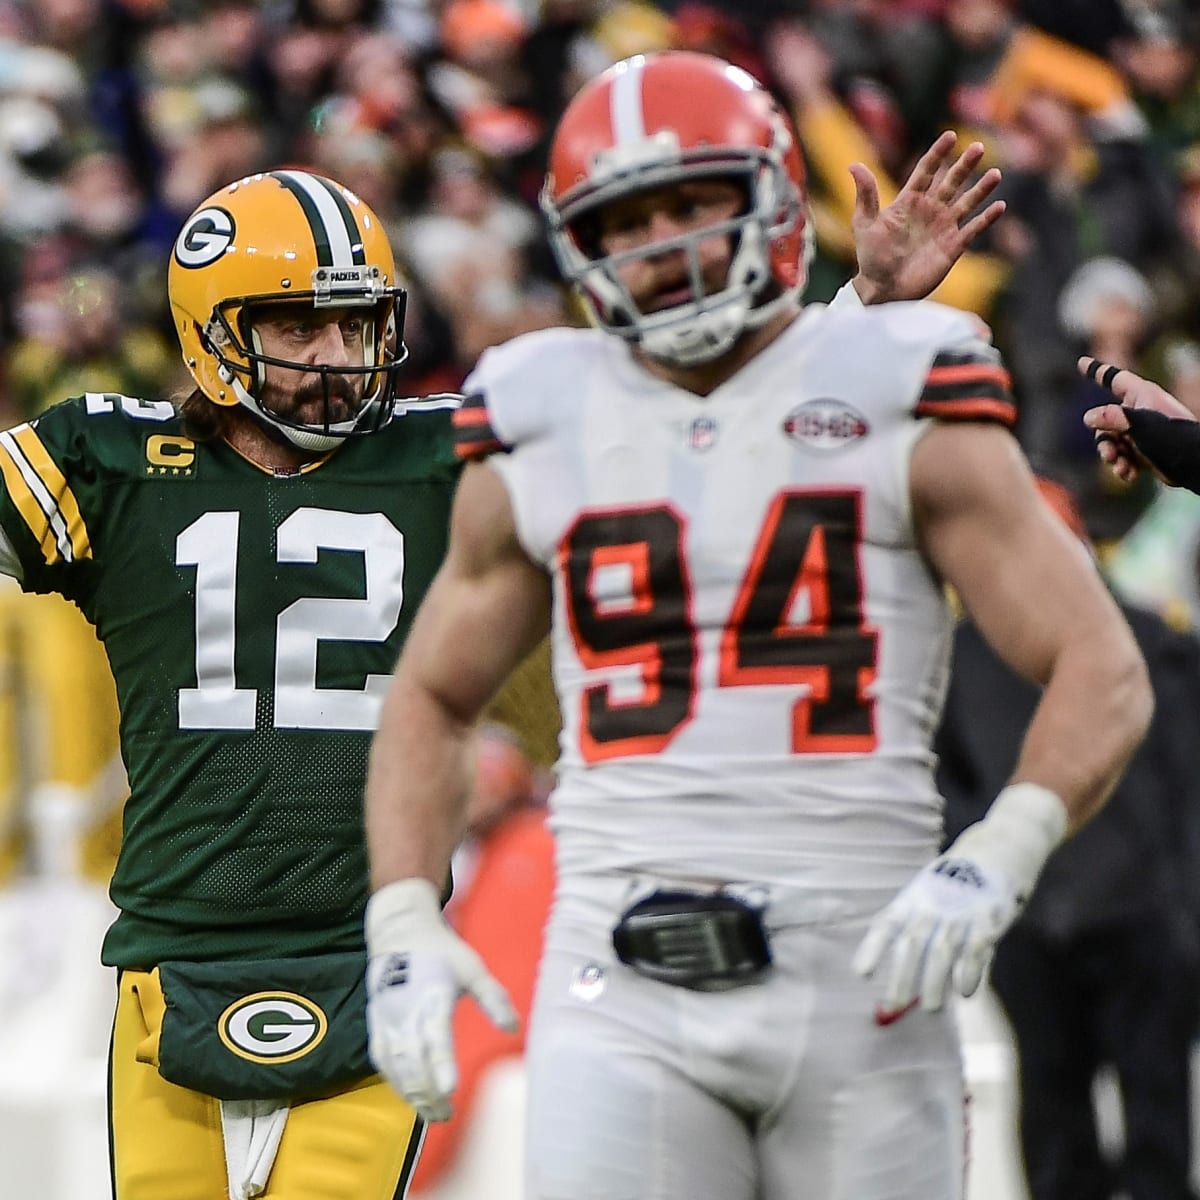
[0, 392, 461, 968]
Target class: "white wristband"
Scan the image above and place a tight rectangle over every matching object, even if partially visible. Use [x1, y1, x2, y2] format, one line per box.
[365, 878, 444, 953]
[948, 782, 1068, 899]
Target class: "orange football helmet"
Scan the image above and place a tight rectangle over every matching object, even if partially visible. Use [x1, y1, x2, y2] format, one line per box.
[168, 170, 408, 451]
[541, 51, 807, 366]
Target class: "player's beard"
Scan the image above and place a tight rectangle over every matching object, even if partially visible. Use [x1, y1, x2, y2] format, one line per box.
[274, 374, 365, 430]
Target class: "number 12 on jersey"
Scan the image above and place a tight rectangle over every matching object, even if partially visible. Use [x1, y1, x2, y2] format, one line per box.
[176, 507, 405, 732]
[560, 491, 879, 762]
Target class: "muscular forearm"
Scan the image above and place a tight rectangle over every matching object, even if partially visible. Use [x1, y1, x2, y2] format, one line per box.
[1010, 633, 1152, 832]
[366, 670, 474, 890]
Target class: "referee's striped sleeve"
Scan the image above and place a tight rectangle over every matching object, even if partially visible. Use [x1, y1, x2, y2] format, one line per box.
[452, 392, 510, 460]
[915, 348, 1017, 427]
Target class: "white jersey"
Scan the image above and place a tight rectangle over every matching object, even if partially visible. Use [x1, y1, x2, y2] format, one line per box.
[460, 299, 1015, 902]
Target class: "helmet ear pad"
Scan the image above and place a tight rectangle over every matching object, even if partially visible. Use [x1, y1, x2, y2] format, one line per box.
[191, 315, 244, 405]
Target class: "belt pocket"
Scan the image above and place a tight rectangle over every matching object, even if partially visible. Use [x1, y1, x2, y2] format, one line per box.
[611, 889, 772, 989]
[155, 953, 372, 1101]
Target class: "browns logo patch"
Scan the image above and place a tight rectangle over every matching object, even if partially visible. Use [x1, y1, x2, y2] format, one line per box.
[782, 399, 869, 450]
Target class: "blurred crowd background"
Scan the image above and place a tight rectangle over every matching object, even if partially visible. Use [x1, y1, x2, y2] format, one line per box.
[0, 0, 1192, 492]
[0, 0, 1197, 549]
[3, 3, 1200, 1196]
[0, 0, 1194, 550]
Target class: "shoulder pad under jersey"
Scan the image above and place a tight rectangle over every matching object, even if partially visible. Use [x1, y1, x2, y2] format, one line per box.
[455, 327, 610, 461]
[819, 301, 1016, 429]
[885, 302, 1015, 427]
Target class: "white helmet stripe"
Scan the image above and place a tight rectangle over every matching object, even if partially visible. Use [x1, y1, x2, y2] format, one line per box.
[273, 170, 357, 267]
[609, 55, 647, 147]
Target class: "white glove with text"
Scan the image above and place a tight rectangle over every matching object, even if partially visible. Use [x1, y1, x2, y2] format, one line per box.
[365, 878, 518, 1122]
[853, 783, 1067, 1016]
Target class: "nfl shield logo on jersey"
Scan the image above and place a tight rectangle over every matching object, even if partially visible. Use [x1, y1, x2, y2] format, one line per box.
[687, 416, 719, 451]
[569, 963, 607, 1002]
[782, 399, 869, 451]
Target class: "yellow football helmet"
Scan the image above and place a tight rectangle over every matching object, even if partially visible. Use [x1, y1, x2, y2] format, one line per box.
[167, 170, 408, 450]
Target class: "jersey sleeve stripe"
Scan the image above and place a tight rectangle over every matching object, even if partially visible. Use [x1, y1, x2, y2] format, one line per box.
[454, 435, 508, 461]
[917, 347, 1016, 425]
[13, 425, 91, 562]
[914, 396, 1017, 425]
[0, 431, 59, 561]
[923, 363, 1011, 388]
[0, 426, 91, 564]
[918, 378, 1014, 406]
[453, 407, 493, 427]
[452, 393, 509, 459]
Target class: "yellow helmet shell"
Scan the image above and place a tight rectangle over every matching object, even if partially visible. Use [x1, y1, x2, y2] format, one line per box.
[168, 170, 402, 408]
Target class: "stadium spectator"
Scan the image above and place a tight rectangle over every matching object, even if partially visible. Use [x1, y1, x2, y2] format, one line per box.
[938, 477, 1200, 1200]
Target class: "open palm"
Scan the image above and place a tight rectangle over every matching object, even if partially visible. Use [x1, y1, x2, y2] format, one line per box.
[851, 132, 1004, 305]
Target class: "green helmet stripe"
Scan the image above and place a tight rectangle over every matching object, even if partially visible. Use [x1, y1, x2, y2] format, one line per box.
[308, 174, 368, 266]
[271, 171, 368, 267]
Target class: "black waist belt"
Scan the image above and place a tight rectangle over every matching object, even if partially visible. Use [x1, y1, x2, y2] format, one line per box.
[611, 889, 772, 989]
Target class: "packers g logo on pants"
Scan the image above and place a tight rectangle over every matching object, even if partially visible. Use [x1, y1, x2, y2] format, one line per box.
[218, 991, 329, 1064]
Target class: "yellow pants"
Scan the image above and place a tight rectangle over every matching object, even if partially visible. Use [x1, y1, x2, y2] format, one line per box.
[111, 970, 424, 1200]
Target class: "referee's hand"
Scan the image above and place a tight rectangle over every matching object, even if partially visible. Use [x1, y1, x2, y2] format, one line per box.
[1079, 356, 1196, 484]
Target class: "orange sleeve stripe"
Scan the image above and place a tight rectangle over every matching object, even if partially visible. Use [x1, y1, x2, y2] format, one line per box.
[914, 397, 1017, 425]
[452, 391, 509, 458]
[454, 437, 506, 460]
[452, 406, 493, 428]
[924, 364, 1012, 388]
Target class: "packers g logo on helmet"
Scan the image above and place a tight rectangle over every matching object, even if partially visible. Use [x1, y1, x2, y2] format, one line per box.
[174, 207, 235, 269]
[218, 990, 329, 1064]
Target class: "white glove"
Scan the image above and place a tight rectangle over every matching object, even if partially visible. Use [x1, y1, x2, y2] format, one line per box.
[854, 782, 1067, 1016]
[365, 878, 518, 1122]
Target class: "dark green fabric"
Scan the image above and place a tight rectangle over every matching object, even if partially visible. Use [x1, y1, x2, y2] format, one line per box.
[157, 953, 371, 1101]
[0, 392, 461, 968]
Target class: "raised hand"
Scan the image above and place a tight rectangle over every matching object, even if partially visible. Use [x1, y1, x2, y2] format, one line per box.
[851, 131, 1005, 305]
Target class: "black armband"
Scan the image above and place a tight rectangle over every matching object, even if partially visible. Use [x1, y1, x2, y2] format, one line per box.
[1124, 407, 1200, 494]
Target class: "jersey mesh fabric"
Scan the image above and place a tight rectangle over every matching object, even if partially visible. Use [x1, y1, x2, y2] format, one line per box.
[0, 394, 460, 967]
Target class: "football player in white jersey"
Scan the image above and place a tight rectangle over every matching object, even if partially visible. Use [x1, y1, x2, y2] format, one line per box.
[363, 51, 1153, 1200]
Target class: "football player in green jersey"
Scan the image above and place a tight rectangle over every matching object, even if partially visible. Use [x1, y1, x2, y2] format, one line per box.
[0, 170, 459, 1200]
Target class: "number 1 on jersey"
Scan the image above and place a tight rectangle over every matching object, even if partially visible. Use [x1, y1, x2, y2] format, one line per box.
[177, 511, 257, 730]
[561, 491, 878, 762]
